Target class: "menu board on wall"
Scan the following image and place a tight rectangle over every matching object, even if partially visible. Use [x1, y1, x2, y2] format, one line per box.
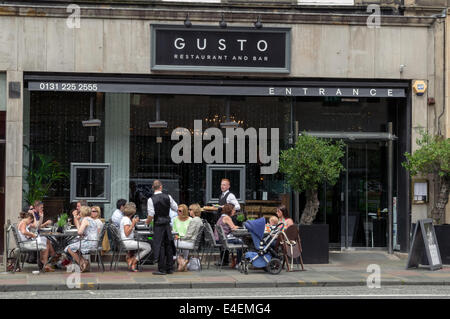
[406, 219, 442, 271]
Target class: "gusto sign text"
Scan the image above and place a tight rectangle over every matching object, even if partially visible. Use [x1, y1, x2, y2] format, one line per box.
[174, 38, 269, 52]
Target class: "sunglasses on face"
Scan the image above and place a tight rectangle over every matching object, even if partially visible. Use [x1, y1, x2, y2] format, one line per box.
[178, 210, 183, 213]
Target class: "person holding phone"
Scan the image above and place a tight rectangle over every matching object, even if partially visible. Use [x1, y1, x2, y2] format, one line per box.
[120, 202, 151, 272]
[31, 201, 52, 231]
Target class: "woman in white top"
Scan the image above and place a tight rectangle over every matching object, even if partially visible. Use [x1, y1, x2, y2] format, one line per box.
[18, 211, 56, 272]
[120, 202, 151, 272]
[90, 206, 104, 234]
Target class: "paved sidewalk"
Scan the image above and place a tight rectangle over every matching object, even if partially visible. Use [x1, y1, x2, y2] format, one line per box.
[1, 251, 450, 292]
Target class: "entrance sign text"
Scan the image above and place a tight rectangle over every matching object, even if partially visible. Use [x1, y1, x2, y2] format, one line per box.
[28, 82, 405, 97]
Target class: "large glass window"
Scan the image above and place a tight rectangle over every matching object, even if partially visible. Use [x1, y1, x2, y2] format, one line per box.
[26, 91, 105, 214]
[129, 94, 290, 216]
[25, 86, 405, 236]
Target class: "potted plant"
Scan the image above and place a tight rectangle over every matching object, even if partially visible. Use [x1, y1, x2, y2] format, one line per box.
[402, 130, 450, 262]
[280, 133, 345, 263]
[23, 149, 68, 215]
[56, 213, 69, 233]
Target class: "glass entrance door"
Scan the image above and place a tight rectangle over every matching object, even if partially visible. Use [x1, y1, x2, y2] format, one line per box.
[325, 141, 390, 249]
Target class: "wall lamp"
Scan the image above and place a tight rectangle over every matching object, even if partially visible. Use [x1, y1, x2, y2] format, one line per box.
[184, 14, 192, 28]
[254, 15, 262, 29]
[219, 13, 227, 28]
[148, 121, 168, 129]
[82, 119, 101, 127]
[149, 97, 168, 129]
[82, 95, 101, 127]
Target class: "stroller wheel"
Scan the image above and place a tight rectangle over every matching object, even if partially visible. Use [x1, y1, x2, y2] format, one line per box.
[267, 258, 282, 275]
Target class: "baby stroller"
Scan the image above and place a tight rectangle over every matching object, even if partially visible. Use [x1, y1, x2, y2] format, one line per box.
[238, 217, 288, 275]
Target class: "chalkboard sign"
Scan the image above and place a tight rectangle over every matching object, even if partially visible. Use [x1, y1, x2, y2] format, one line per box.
[406, 219, 442, 271]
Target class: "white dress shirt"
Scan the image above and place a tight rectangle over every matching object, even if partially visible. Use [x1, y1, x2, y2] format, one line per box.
[221, 190, 241, 211]
[147, 191, 178, 217]
[111, 209, 123, 228]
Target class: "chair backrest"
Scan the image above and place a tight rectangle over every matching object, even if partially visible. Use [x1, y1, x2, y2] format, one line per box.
[284, 224, 302, 257]
[96, 221, 109, 249]
[203, 221, 214, 242]
[193, 225, 204, 250]
[216, 224, 229, 250]
[107, 222, 125, 250]
[10, 224, 22, 247]
[203, 221, 220, 248]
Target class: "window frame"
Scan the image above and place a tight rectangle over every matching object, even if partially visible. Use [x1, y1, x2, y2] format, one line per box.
[70, 162, 111, 203]
[205, 164, 246, 204]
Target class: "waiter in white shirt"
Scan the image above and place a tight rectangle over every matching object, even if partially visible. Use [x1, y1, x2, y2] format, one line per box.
[218, 178, 240, 211]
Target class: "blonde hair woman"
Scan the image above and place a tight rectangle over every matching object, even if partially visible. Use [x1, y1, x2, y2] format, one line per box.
[175, 203, 204, 271]
[172, 204, 191, 239]
[90, 206, 104, 234]
[64, 206, 98, 272]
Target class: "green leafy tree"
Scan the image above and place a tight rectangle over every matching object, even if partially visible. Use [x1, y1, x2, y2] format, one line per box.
[280, 133, 345, 225]
[402, 130, 450, 224]
[23, 149, 68, 205]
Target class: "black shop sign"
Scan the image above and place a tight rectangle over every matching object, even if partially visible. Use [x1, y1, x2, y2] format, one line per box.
[151, 25, 291, 73]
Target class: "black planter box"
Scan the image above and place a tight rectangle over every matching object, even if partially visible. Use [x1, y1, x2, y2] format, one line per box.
[298, 224, 329, 264]
[435, 224, 450, 265]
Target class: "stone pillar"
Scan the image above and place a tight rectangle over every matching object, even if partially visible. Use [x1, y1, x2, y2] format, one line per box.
[103, 93, 130, 219]
[410, 81, 429, 223]
[5, 71, 23, 233]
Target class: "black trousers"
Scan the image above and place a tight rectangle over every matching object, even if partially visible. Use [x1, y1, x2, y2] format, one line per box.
[153, 224, 175, 272]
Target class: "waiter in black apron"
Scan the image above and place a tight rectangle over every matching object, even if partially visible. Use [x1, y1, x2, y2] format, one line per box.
[146, 180, 178, 275]
[218, 178, 241, 211]
[216, 178, 241, 266]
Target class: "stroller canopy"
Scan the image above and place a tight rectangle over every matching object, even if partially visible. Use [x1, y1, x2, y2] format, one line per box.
[244, 217, 266, 248]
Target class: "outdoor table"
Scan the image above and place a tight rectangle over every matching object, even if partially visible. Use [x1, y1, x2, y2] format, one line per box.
[40, 230, 79, 254]
[201, 206, 220, 226]
[231, 228, 253, 251]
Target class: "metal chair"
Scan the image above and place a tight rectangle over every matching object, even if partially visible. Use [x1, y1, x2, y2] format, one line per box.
[107, 223, 126, 271]
[107, 222, 151, 271]
[202, 221, 223, 269]
[216, 224, 247, 271]
[10, 224, 42, 273]
[176, 225, 205, 269]
[282, 224, 305, 271]
[79, 221, 109, 272]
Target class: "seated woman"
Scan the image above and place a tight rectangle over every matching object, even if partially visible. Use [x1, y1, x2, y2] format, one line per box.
[18, 211, 56, 272]
[276, 205, 294, 232]
[64, 206, 98, 272]
[120, 202, 151, 272]
[172, 204, 192, 239]
[175, 203, 204, 271]
[90, 206, 104, 234]
[214, 203, 243, 268]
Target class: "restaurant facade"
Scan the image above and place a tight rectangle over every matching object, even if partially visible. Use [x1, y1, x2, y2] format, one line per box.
[0, 0, 447, 254]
